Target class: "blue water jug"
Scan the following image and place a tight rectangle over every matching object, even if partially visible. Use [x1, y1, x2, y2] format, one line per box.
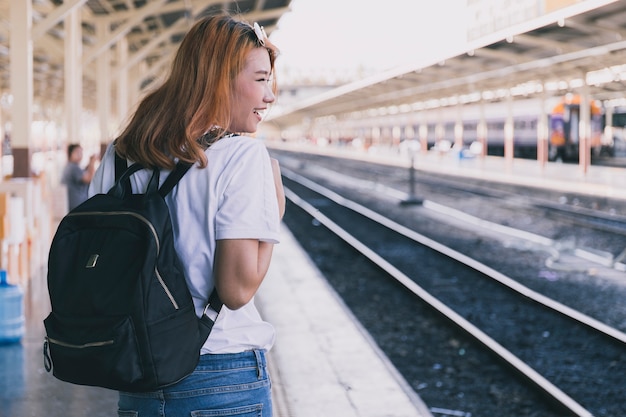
[0, 269, 24, 344]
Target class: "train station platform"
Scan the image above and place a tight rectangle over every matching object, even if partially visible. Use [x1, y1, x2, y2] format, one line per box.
[2, 142, 625, 417]
[0, 223, 432, 417]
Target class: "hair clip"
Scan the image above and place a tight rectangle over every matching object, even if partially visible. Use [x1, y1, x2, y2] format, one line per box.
[253, 22, 267, 46]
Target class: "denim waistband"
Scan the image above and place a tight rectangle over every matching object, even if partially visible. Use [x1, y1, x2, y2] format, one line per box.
[197, 349, 267, 374]
[120, 350, 270, 399]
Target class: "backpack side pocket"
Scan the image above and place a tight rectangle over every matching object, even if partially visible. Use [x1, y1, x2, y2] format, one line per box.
[43, 313, 143, 390]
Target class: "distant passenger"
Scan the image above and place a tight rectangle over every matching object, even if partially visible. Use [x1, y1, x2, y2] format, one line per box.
[61, 144, 97, 211]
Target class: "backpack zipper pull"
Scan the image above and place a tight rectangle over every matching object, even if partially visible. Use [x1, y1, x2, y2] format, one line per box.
[43, 337, 52, 372]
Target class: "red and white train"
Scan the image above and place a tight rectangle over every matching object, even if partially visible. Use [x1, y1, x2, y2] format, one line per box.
[339, 95, 621, 161]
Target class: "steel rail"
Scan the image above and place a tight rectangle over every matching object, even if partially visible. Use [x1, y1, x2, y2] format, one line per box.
[283, 168, 626, 346]
[288, 159, 625, 271]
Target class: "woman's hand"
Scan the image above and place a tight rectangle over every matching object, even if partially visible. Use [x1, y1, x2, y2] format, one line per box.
[270, 158, 285, 219]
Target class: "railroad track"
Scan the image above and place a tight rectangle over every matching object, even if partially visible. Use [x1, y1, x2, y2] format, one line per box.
[280, 170, 626, 417]
[272, 149, 626, 273]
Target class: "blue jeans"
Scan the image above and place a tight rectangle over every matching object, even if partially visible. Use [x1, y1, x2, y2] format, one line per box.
[118, 350, 272, 417]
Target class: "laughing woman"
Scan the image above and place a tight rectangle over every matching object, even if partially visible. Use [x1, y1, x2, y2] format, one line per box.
[89, 14, 285, 417]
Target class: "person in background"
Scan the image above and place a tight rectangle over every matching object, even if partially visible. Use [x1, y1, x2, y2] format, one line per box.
[61, 144, 97, 211]
[88, 13, 285, 416]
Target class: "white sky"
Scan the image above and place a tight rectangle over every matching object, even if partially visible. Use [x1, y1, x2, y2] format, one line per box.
[269, 0, 467, 76]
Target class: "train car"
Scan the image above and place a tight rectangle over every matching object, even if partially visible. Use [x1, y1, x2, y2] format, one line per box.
[548, 94, 605, 161]
[411, 96, 615, 161]
[346, 95, 620, 161]
[425, 98, 548, 158]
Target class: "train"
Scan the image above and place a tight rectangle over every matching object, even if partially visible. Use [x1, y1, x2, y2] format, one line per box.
[422, 95, 616, 161]
[339, 95, 622, 162]
[547, 94, 608, 162]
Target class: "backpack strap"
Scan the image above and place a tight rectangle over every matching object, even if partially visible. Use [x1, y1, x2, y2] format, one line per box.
[113, 151, 191, 198]
[114, 150, 218, 344]
[114, 150, 127, 181]
[208, 289, 223, 314]
[199, 289, 223, 343]
[159, 161, 193, 198]
[114, 151, 133, 196]
[110, 157, 143, 199]
[153, 159, 220, 341]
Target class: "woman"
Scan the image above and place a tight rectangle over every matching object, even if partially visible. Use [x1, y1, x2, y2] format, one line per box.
[89, 14, 285, 416]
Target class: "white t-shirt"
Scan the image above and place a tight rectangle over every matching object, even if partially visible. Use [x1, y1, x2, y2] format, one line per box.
[89, 136, 280, 354]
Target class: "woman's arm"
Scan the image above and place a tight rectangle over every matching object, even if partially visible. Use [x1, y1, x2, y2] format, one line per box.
[213, 238, 274, 310]
[213, 152, 284, 310]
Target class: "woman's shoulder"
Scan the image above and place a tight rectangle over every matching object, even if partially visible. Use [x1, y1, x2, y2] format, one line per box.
[209, 135, 268, 155]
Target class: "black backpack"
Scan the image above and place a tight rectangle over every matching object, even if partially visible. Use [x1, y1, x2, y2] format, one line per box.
[43, 152, 222, 392]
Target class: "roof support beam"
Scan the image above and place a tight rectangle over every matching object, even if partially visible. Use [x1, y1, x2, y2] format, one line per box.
[96, 19, 111, 148]
[514, 33, 579, 54]
[115, 17, 187, 79]
[593, 17, 626, 40]
[578, 78, 591, 174]
[64, 7, 82, 144]
[82, 0, 169, 66]
[88, 0, 223, 25]
[471, 47, 524, 65]
[117, 35, 129, 122]
[137, 46, 175, 88]
[564, 17, 621, 41]
[32, 0, 88, 40]
[115, 0, 220, 80]
[9, 0, 33, 177]
[243, 6, 291, 27]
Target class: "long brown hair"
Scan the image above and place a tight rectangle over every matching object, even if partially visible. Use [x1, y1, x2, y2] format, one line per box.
[114, 14, 278, 169]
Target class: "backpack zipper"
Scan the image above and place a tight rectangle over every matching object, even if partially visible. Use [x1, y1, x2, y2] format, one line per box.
[46, 336, 114, 349]
[67, 211, 179, 310]
[43, 337, 114, 373]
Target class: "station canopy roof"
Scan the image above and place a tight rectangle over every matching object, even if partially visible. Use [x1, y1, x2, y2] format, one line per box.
[0, 0, 292, 110]
[267, 0, 626, 129]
